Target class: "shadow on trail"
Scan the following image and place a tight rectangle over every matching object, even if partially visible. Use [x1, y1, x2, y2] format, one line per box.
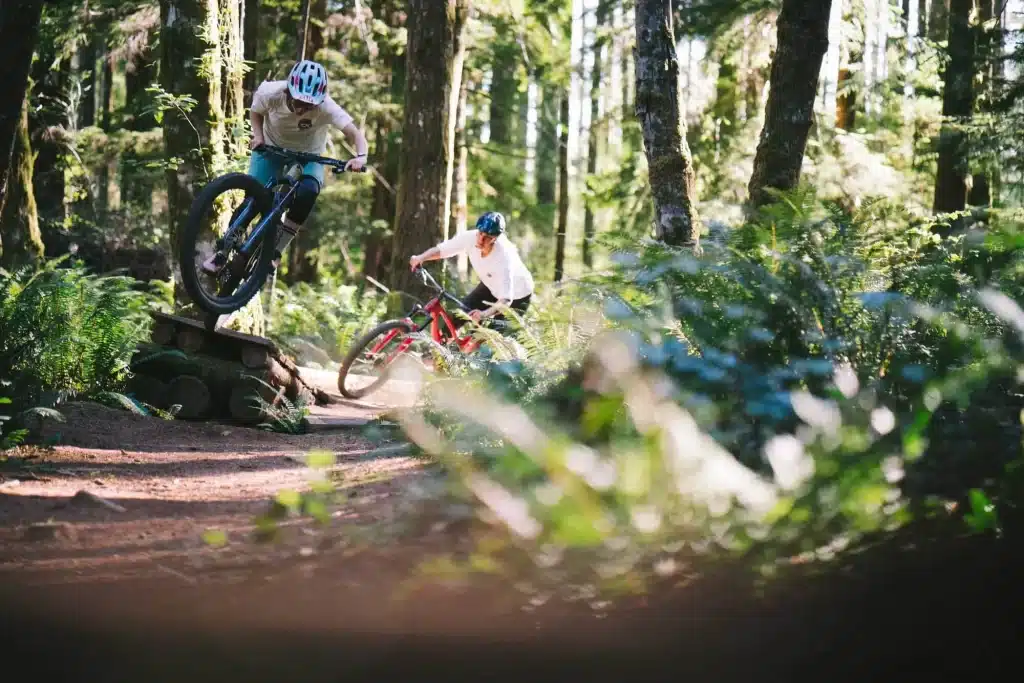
[0, 520, 1021, 681]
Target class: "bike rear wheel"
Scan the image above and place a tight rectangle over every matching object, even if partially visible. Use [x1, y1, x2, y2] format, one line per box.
[337, 320, 416, 399]
[179, 173, 277, 317]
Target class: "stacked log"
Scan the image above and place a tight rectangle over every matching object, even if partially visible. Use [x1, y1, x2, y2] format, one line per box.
[128, 311, 328, 424]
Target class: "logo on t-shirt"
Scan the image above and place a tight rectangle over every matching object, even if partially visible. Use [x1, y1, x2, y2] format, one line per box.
[298, 119, 312, 130]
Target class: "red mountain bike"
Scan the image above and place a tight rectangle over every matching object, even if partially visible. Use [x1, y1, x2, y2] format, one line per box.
[336, 266, 517, 399]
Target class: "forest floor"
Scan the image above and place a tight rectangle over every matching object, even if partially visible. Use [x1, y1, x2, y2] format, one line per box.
[0, 375, 1022, 681]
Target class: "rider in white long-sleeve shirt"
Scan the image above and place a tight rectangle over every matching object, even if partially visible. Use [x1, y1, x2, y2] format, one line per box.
[408, 212, 534, 325]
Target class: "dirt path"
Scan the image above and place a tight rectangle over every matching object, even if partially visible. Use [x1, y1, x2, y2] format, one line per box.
[0, 395, 435, 586]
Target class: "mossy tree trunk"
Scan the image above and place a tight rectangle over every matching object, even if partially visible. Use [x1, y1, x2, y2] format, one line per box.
[747, 0, 834, 210]
[0, 98, 44, 268]
[634, 0, 701, 248]
[932, 0, 975, 221]
[243, 0, 261, 94]
[387, 0, 470, 300]
[0, 0, 45, 226]
[159, 0, 226, 307]
[30, 50, 70, 244]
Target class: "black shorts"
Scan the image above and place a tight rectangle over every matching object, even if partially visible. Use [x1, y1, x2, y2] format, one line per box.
[458, 282, 531, 327]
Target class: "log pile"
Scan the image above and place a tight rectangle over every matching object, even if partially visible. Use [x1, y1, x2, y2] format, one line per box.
[127, 312, 331, 424]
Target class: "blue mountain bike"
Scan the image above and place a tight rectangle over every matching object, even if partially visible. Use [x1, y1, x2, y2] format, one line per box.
[178, 144, 360, 328]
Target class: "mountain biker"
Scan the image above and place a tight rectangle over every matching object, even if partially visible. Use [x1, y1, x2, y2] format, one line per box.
[202, 59, 369, 275]
[408, 211, 535, 327]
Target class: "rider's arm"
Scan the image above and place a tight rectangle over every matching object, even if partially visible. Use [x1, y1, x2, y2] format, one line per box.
[413, 246, 444, 264]
[340, 122, 369, 160]
[250, 111, 265, 145]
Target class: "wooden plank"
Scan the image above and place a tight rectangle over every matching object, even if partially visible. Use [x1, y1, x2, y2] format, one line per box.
[149, 311, 278, 351]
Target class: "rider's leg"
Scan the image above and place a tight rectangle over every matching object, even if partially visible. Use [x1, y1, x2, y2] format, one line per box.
[270, 161, 325, 271]
[202, 151, 282, 274]
[454, 282, 493, 330]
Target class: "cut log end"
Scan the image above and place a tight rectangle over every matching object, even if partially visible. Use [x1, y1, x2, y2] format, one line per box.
[167, 374, 212, 419]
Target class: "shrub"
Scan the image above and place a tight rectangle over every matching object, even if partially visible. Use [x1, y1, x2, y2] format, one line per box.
[0, 259, 153, 409]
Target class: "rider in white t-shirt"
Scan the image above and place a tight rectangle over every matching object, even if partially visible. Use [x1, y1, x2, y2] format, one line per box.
[409, 212, 535, 325]
[202, 60, 369, 275]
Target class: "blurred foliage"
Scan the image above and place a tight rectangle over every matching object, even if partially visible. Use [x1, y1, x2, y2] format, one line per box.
[389, 189, 1023, 595]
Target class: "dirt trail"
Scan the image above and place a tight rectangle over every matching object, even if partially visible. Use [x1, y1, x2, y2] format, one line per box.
[0, 391, 434, 586]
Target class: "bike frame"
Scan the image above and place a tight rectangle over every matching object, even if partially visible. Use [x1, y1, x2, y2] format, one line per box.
[365, 270, 493, 366]
[223, 144, 350, 259]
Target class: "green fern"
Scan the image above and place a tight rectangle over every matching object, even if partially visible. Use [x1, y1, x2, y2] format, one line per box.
[0, 260, 153, 410]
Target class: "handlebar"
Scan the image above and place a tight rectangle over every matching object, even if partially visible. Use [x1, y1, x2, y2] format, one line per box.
[253, 143, 366, 174]
[411, 266, 470, 312]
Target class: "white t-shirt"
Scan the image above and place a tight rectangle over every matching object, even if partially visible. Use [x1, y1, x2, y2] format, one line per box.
[251, 81, 354, 154]
[436, 230, 535, 302]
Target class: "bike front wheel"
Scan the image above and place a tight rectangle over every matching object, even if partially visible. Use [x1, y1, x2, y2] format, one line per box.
[179, 172, 277, 317]
[337, 320, 417, 399]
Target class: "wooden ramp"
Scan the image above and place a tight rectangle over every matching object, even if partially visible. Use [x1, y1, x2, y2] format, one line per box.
[128, 312, 422, 430]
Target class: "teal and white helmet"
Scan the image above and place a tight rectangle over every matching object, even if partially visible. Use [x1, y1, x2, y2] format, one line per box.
[287, 60, 328, 105]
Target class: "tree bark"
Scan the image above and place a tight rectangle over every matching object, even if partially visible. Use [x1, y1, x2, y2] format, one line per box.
[0, 0, 45, 221]
[364, 0, 404, 283]
[747, 0, 834, 210]
[583, 0, 610, 269]
[160, 0, 226, 308]
[222, 0, 246, 160]
[0, 98, 44, 267]
[243, 0, 261, 93]
[634, 0, 701, 247]
[449, 67, 470, 279]
[537, 80, 559, 207]
[488, 24, 518, 146]
[387, 0, 470, 299]
[932, 0, 975, 218]
[77, 36, 98, 129]
[928, 0, 948, 42]
[125, 44, 158, 130]
[30, 53, 70, 235]
[553, 92, 569, 282]
[308, 0, 328, 59]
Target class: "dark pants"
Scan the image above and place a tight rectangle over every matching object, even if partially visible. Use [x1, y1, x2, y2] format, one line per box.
[457, 282, 531, 329]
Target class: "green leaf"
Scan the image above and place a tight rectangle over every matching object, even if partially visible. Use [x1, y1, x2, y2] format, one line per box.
[306, 449, 336, 469]
[275, 489, 302, 511]
[202, 529, 228, 548]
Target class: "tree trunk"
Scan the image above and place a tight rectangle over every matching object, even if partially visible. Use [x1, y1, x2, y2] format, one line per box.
[0, 0, 45, 221]
[160, 0, 226, 309]
[932, 0, 974, 219]
[553, 92, 569, 282]
[125, 45, 158, 130]
[583, 0, 610, 269]
[222, 0, 246, 160]
[0, 98, 44, 267]
[308, 0, 328, 59]
[488, 28, 517, 146]
[634, 0, 701, 247]
[536, 80, 559, 207]
[928, 0, 948, 42]
[449, 67, 470, 279]
[747, 0, 834, 210]
[243, 0, 261, 94]
[364, 0, 404, 283]
[387, 0, 469, 299]
[30, 54, 70, 236]
[297, 0, 312, 60]
[77, 36, 98, 129]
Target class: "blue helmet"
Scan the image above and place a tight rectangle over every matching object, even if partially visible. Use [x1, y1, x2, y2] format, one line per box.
[475, 211, 506, 237]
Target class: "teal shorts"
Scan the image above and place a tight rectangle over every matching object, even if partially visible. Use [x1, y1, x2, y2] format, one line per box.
[248, 150, 325, 188]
